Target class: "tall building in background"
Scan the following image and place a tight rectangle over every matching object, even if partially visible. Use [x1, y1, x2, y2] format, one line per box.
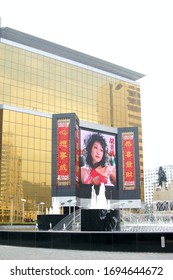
[144, 165, 173, 205]
[0, 27, 144, 222]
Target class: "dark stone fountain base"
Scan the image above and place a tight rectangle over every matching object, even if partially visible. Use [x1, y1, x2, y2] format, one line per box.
[81, 209, 120, 231]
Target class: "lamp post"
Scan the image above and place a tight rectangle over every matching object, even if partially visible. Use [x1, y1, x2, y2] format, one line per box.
[21, 199, 26, 223]
[61, 202, 65, 214]
[128, 200, 133, 223]
[37, 203, 40, 215]
[40, 202, 45, 214]
[10, 197, 14, 226]
[73, 201, 77, 223]
[67, 199, 72, 215]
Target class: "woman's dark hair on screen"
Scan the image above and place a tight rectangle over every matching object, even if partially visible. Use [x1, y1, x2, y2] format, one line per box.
[84, 133, 108, 168]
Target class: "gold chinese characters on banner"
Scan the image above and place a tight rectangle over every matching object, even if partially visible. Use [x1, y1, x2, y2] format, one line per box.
[122, 132, 136, 190]
[57, 119, 70, 186]
[75, 123, 80, 188]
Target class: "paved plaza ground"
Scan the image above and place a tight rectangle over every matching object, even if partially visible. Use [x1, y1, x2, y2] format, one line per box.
[0, 245, 173, 260]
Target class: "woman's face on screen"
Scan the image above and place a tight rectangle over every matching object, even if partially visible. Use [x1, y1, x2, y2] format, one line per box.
[91, 141, 103, 165]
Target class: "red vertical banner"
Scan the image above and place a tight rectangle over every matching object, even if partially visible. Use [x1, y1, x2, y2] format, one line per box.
[122, 132, 136, 190]
[75, 124, 80, 187]
[57, 119, 70, 186]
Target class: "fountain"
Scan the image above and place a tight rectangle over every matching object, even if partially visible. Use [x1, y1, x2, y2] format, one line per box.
[89, 183, 109, 209]
[81, 183, 120, 231]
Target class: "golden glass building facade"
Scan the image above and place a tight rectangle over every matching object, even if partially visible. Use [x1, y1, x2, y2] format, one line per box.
[0, 27, 144, 222]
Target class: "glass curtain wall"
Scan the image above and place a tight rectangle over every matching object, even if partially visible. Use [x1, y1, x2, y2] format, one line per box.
[0, 109, 51, 222]
[0, 41, 143, 221]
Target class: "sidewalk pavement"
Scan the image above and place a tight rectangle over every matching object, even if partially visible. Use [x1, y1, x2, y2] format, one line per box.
[0, 245, 173, 260]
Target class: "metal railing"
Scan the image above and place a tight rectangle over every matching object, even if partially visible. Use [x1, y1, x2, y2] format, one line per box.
[53, 209, 81, 231]
[53, 210, 173, 232]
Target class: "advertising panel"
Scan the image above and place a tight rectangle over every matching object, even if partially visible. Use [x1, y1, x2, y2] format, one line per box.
[80, 129, 116, 187]
[52, 114, 141, 209]
[122, 131, 136, 190]
[75, 123, 80, 188]
[56, 119, 70, 187]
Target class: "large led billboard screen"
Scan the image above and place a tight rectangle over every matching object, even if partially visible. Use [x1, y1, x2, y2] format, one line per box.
[80, 129, 116, 186]
[78, 128, 118, 203]
[52, 113, 141, 210]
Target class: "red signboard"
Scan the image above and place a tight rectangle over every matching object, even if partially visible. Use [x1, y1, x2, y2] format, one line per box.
[57, 119, 70, 186]
[122, 132, 136, 190]
[75, 123, 80, 187]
